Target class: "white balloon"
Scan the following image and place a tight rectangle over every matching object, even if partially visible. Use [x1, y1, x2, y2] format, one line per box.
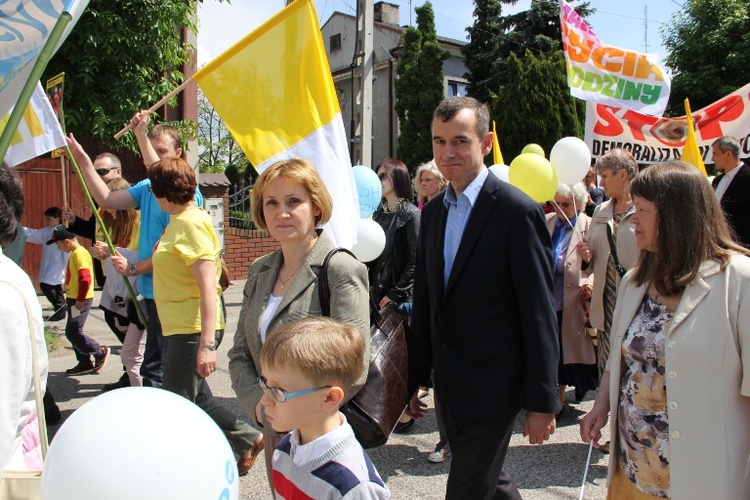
[488, 164, 510, 183]
[550, 137, 592, 185]
[42, 388, 239, 500]
[351, 218, 386, 263]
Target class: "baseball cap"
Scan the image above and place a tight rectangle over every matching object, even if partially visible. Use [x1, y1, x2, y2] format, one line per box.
[46, 225, 76, 245]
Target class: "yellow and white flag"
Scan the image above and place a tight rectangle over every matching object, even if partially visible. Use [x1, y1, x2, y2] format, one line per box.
[194, 0, 358, 248]
[1, 82, 65, 166]
[680, 98, 707, 176]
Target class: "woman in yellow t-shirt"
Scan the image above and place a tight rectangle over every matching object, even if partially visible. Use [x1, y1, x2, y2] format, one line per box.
[149, 158, 263, 476]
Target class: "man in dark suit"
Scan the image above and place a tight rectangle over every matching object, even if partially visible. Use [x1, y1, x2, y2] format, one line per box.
[711, 136, 750, 248]
[406, 96, 560, 499]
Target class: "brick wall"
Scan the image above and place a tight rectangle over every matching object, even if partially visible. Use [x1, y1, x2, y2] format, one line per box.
[223, 226, 281, 282]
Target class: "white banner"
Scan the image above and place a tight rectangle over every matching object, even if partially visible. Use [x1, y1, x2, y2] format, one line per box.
[0, 0, 90, 119]
[559, 0, 671, 116]
[2, 82, 66, 166]
[584, 82, 750, 164]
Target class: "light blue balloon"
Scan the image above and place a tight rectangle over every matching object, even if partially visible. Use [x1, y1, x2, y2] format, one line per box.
[352, 165, 382, 218]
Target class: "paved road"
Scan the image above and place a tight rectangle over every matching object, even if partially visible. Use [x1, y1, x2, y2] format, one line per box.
[43, 280, 610, 499]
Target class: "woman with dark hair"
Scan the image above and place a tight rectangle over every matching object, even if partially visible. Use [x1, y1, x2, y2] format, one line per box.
[577, 149, 639, 378]
[148, 158, 263, 476]
[370, 159, 420, 309]
[370, 159, 420, 433]
[580, 161, 750, 499]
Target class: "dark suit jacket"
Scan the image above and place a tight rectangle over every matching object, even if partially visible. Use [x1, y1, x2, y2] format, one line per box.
[713, 163, 750, 249]
[409, 172, 560, 423]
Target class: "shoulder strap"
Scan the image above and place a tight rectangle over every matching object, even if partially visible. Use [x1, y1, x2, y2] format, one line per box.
[605, 223, 627, 278]
[2, 279, 49, 458]
[318, 248, 357, 317]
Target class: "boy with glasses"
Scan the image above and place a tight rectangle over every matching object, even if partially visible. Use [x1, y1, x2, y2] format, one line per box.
[259, 317, 390, 499]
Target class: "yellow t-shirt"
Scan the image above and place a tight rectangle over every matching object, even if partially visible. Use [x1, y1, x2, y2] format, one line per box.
[65, 245, 94, 300]
[152, 207, 224, 336]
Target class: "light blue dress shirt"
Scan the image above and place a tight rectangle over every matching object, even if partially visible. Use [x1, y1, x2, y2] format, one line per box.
[443, 168, 488, 288]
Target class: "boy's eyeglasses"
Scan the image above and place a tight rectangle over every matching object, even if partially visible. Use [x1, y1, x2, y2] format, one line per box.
[377, 172, 388, 181]
[257, 376, 331, 403]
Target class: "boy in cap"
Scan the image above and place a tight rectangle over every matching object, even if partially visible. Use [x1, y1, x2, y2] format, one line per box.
[47, 225, 109, 375]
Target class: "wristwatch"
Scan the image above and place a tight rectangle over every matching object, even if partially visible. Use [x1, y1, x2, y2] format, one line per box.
[128, 263, 138, 276]
[199, 343, 217, 351]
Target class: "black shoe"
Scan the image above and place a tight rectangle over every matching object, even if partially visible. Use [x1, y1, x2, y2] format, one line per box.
[555, 405, 566, 422]
[47, 313, 66, 322]
[101, 375, 131, 393]
[93, 346, 110, 373]
[66, 362, 96, 376]
[394, 419, 415, 434]
[575, 387, 587, 403]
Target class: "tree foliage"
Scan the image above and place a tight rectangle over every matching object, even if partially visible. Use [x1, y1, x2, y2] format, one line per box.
[41, 0, 220, 152]
[493, 50, 584, 161]
[662, 0, 750, 115]
[461, 0, 504, 104]
[395, 1, 449, 172]
[197, 90, 250, 184]
[463, 0, 593, 97]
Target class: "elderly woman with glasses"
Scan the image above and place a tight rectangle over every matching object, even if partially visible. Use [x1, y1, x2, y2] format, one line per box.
[581, 162, 750, 499]
[546, 182, 598, 417]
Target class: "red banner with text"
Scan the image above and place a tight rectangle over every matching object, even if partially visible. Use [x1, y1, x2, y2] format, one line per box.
[585, 82, 750, 164]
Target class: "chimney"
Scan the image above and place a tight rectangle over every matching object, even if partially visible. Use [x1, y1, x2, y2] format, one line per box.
[374, 2, 399, 26]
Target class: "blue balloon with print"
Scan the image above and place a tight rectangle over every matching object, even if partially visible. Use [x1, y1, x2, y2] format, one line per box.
[352, 165, 382, 218]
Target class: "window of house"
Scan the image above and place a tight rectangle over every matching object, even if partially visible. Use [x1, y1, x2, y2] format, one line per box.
[447, 81, 469, 97]
[330, 33, 342, 52]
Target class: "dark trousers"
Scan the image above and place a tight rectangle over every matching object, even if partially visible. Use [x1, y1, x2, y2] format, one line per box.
[40, 282, 66, 320]
[139, 298, 166, 387]
[65, 298, 102, 365]
[441, 401, 521, 500]
[162, 333, 260, 456]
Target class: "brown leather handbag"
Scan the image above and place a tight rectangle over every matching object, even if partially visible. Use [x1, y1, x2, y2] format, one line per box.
[319, 248, 411, 448]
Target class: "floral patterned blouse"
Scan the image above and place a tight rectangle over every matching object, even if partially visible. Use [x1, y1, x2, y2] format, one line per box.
[617, 293, 673, 498]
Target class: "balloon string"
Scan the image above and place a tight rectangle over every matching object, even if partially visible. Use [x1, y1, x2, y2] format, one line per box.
[579, 440, 595, 500]
[551, 200, 584, 240]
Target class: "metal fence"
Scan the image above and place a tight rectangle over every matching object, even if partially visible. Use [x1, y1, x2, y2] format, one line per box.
[228, 178, 255, 229]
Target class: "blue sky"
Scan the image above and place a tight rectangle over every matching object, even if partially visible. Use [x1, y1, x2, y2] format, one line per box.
[198, 1, 681, 68]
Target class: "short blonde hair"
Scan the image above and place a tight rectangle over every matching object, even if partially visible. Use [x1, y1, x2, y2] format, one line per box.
[413, 160, 446, 200]
[251, 158, 333, 230]
[260, 317, 365, 392]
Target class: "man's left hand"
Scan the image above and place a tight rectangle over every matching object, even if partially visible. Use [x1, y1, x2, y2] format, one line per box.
[522, 411, 556, 444]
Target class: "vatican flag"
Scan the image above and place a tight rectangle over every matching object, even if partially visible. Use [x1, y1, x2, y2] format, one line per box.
[194, 0, 358, 248]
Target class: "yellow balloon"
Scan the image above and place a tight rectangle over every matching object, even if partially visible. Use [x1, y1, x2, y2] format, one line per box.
[521, 143, 545, 158]
[508, 153, 558, 203]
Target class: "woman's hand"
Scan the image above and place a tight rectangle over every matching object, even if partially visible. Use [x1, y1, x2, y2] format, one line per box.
[196, 347, 217, 378]
[579, 405, 609, 448]
[379, 295, 394, 309]
[580, 283, 593, 301]
[577, 236, 593, 263]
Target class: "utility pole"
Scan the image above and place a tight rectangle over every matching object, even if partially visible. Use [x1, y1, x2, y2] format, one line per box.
[351, 0, 374, 167]
[643, 4, 649, 53]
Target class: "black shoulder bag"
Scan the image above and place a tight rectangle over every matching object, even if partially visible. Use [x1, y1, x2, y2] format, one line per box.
[605, 223, 627, 278]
